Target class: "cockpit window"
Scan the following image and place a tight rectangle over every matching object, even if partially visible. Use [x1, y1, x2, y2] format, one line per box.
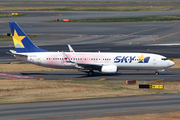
[161, 58, 168, 61]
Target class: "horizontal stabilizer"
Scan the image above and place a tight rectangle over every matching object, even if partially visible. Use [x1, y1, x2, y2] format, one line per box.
[7, 50, 27, 57]
[6, 52, 27, 57]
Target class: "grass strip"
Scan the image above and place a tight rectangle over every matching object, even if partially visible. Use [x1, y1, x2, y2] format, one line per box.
[0, 79, 180, 104]
[0, 1, 180, 4]
[0, 35, 37, 41]
[51, 16, 180, 23]
[0, 6, 179, 11]
[0, 61, 179, 104]
[0, 63, 75, 72]
[83, 111, 180, 120]
[0, 13, 26, 18]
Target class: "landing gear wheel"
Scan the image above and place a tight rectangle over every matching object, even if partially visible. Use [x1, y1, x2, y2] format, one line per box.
[155, 71, 159, 75]
[88, 70, 94, 76]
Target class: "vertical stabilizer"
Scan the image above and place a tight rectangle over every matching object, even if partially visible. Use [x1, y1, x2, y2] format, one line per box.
[9, 22, 50, 53]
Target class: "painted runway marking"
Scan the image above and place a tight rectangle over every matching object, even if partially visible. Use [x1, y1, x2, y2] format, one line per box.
[146, 32, 180, 42]
[145, 49, 180, 54]
[58, 35, 82, 41]
[98, 78, 106, 81]
[114, 22, 180, 45]
[90, 35, 159, 37]
[0, 73, 36, 79]
[151, 79, 164, 82]
[146, 43, 180, 46]
[143, 96, 162, 97]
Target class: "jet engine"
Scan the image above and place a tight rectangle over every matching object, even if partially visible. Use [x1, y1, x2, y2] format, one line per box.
[101, 65, 117, 74]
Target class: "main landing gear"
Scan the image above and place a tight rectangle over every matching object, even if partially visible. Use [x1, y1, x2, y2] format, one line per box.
[88, 70, 94, 76]
[155, 71, 159, 75]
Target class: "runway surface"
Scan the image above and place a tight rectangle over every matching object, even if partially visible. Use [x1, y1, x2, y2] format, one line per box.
[1, 18, 180, 63]
[8, 68, 180, 81]
[1, 11, 180, 23]
[1, 93, 180, 120]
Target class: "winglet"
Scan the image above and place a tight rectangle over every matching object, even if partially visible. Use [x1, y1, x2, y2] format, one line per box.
[68, 44, 75, 52]
[62, 51, 74, 63]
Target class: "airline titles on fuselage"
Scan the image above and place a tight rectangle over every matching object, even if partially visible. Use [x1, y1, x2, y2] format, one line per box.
[114, 55, 150, 63]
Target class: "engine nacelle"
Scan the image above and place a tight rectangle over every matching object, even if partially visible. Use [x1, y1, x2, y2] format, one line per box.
[101, 65, 117, 74]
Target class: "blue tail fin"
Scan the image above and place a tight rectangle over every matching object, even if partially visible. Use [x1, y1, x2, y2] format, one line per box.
[9, 22, 50, 53]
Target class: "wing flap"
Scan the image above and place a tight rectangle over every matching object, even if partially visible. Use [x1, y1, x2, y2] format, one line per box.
[76, 62, 102, 70]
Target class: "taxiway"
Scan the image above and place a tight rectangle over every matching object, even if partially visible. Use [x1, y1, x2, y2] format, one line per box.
[1, 93, 180, 120]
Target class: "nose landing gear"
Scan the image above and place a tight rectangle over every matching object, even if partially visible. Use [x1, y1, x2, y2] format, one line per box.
[88, 70, 94, 76]
[155, 71, 159, 75]
[155, 69, 165, 75]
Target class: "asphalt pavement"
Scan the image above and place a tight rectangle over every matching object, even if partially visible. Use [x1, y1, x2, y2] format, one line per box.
[1, 93, 180, 120]
[7, 68, 178, 81]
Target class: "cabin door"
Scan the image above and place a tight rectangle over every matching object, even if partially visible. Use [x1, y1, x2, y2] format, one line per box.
[153, 57, 157, 65]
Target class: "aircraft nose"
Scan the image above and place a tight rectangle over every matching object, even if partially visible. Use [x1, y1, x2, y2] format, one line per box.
[169, 60, 175, 67]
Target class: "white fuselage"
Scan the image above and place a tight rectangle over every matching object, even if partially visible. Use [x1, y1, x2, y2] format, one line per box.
[14, 52, 174, 71]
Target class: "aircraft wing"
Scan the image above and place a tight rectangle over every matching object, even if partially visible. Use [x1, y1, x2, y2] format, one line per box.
[62, 51, 102, 70]
[75, 62, 102, 70]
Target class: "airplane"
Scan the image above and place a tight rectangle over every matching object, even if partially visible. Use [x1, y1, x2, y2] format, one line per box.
[7, 22, 175, 76]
